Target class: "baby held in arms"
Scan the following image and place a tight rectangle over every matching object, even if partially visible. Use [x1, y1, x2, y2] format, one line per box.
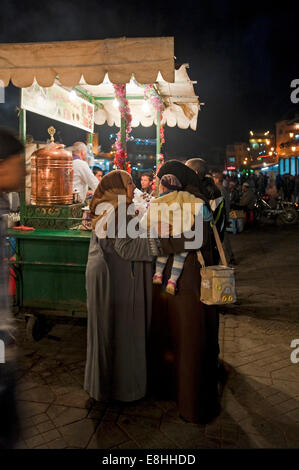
[139, 174, 211, 295]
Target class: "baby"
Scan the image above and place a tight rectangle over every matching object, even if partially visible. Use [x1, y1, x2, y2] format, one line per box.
[140, 174, 208, 295]
[153, 174, 188, 294]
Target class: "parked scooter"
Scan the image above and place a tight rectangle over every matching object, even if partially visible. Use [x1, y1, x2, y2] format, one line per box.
[254, 194, 298, 225]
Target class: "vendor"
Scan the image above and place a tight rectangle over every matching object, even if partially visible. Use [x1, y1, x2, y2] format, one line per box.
[140, 173, 154, 195]
[92, 166, 105, 183]
[72, 142, 99, 203]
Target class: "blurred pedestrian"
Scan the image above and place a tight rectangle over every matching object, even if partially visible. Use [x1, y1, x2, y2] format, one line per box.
[276, 174, 284, 196]
[211, 171, 235, 263]
[238, 182, 256, 209]
[282, 174, 294, 201]
[257, 173, 266, 196]
[290, 175, 296, 202]
[228, 181, 240, 209]
[266, 179, 278, 208]
[0, 127, 25, 448]
[212, 171, 230, 220]
[237, 182, 256, 225]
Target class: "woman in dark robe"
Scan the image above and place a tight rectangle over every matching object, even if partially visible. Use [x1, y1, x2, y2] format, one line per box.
[148, 161, 221, 424]
[84, 170, 161, 403]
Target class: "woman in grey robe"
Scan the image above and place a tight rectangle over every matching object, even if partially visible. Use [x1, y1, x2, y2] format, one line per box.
[84, 170, 160, 403]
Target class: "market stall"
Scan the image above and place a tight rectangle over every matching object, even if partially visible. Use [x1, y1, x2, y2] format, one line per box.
[0, 37, 200, 340]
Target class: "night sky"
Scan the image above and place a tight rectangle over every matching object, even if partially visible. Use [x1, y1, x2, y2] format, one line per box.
[0, 0, 298, 165]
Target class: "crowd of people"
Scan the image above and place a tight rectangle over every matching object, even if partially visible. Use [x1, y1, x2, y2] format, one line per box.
[206, 171, 299, 225]
[220, 172, 299, 207]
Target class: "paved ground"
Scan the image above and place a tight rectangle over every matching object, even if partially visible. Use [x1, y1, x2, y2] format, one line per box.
[14, 225, 299, 449]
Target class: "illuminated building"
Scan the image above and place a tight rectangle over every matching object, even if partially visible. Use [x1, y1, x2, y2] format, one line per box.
[276, 116, 299, 175]
[248, 130, 277, 172]
[225, 142, 248, 171]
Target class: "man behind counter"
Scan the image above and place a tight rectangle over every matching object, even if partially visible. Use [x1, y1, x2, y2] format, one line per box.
[72, 142, 99, 203]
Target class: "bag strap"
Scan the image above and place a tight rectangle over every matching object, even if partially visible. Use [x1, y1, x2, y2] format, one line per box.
[197, 250, 205, 268]
[197, 203, 227, 269]
[212, 222, 228, 267]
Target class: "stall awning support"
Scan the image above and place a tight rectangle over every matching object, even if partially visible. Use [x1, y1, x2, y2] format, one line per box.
[19, 105, 26, 225]
[155, 111, 161, 196]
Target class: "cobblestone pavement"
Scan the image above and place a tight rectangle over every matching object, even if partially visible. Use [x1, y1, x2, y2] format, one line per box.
[14, 225, 299, 449]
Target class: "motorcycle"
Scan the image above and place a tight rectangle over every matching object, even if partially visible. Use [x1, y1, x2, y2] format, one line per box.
[254, 194, 298, 225]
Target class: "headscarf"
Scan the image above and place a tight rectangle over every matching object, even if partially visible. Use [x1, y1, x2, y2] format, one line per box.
[157, 160, 200, 190]
[160, 174, 182, 191]
[157, 159, 222, 203]
[90, 170, 132, 231]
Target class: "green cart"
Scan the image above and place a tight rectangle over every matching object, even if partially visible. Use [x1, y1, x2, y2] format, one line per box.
[8, 228, 90, 340]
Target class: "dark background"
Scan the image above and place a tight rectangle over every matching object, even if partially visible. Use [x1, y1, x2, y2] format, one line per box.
[0, 0, 298, 166]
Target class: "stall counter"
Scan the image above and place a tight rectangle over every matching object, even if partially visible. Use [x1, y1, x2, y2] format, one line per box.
[7, 228, 91, 340]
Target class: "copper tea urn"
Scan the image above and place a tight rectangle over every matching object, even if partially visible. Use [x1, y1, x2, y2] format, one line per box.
[31, 143, 73, 206]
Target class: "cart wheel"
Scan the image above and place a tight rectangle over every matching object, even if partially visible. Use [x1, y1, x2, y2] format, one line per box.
[26, 315, 48, 342]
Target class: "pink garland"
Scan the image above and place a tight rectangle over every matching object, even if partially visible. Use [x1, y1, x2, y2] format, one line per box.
[113, 84, 132, 173]
[141, 85, 166, 192]
[133, 80, 166, 149]
[143, 85, 165, 147]
[113, 82, 166, 175]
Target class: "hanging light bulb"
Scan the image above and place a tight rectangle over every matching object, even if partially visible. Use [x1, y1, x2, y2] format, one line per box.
[113, 98, 119, 108]
[142, 100, 150, 113]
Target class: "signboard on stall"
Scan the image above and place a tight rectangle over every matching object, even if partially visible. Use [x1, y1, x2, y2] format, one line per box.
[21, 82, 94, 132]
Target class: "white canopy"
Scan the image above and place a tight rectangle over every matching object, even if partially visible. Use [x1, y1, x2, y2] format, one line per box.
[0, 37, 201, 131]
[78, 64, 200, 130]
[0, 37, 174, 87]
